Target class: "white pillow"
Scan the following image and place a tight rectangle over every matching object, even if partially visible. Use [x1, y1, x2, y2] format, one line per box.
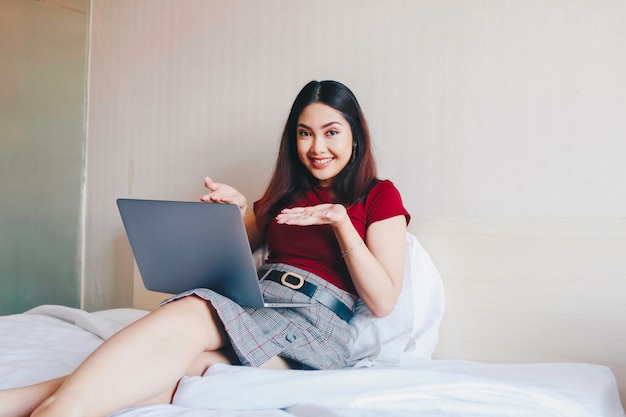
[348, 232, 445, 364]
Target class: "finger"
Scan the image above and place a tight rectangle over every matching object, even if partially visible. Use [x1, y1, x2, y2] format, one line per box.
[210, 195, 226, 203]
[199, 191, 217, 202]
[276, 213, 326, 225]
[204, 176, 220, 192]
[280, 207, 306, 214]
[283, 209, 311, 218]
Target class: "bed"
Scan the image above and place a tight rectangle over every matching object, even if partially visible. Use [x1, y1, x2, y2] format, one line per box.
[1, 234, 624, 417]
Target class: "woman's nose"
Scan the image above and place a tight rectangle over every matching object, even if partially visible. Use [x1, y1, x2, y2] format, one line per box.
[311, 136, 326, 153]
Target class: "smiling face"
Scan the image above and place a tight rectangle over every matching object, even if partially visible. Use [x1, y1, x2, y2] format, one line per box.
[296, 102, 354, 187]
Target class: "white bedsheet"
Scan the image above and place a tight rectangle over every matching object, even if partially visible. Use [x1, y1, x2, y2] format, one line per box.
[172, 361, 622, 417]
[1, 305, 624, 417]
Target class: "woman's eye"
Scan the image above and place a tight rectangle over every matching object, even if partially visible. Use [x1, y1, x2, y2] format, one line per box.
[298, 130, 311, 137]
[327, 130, 339, 136]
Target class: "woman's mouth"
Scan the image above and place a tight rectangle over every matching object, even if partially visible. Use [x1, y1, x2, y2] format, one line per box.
[311, 157, 334, 169]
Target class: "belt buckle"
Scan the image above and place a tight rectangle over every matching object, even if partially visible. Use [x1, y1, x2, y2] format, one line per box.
[280, 271, 305, 290]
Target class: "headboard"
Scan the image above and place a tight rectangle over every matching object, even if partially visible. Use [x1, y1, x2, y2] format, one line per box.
[412, 216, 626, 407]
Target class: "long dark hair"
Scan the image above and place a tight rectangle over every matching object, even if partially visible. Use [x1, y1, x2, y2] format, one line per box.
[255, 80, 378, 230]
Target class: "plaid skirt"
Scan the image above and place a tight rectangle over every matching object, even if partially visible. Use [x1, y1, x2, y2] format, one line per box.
[161, 263, 357, 370]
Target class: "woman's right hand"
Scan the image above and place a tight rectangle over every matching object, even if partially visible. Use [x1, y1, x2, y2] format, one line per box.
[199, 176, 248, 216]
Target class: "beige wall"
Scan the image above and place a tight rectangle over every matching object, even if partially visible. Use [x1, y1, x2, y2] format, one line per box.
[84, 0, 626, 405]
[0, 0, 89, 314]
[85, 0, 626, 306]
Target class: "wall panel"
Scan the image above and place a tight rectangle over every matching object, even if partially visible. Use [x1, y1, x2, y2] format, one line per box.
[0, 0, 88, 314]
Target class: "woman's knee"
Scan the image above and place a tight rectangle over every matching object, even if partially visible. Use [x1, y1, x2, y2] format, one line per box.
[160, 296, 227, 349]
[160, 295, 212, 321]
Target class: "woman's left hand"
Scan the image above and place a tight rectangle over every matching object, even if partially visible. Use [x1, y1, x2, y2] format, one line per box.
[275, 204, 348, 228]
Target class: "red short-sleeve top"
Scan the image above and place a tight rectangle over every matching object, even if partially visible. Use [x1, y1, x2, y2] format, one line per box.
[253, 180, 410, 294]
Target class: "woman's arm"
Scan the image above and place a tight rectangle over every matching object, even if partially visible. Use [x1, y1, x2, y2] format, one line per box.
[276, 205, 407, 317]
[243, 211, 265, 252]
[334, 214, 406, 317]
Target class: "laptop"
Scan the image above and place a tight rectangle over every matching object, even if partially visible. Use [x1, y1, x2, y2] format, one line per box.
[117, 198, 314, 308]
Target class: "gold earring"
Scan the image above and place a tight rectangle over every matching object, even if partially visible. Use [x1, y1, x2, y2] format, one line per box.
[351, 142, 357, 162]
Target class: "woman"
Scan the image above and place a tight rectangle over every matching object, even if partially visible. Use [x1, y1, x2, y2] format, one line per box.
[1, 80, 409, 417]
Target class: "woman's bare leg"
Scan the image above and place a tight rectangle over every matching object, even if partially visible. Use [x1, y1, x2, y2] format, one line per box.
[0, 348, 237, 417]
[0, 377, 65, 417]
[1, 296, 296, 417]
[133, 348, 239, 406]
[28, 296, 228, 417]
[134, 350, 294, 407]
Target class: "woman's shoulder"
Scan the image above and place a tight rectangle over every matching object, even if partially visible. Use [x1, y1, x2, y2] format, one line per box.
[360, 179, 410, 223]
[367, 179, 403, 199]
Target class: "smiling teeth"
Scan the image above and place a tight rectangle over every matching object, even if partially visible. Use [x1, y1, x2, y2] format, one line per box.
[313, 158, 332, 164]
